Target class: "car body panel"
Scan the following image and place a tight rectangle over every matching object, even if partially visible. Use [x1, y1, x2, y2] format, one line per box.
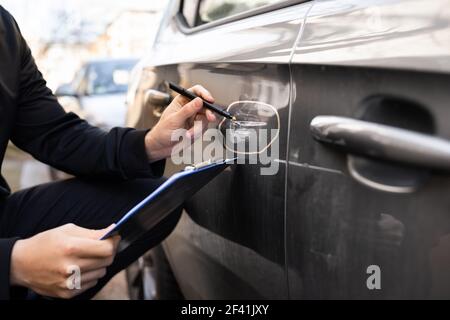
[155, 61, 291, 299]
[293, 0, 450, 73]
[126, 0, 450, 299]
[286, 160, 450, 299]
[164, 213, 286, 299]
[147, 1, 311, 65]
[287, 64, 450, 299]
[287, 0, 450, 298]
[126, 0, 312, 299]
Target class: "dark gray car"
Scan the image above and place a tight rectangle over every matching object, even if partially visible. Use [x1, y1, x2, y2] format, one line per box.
[125, 0, 450, 299]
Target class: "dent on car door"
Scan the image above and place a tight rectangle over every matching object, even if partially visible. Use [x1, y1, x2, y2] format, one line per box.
[132, 0, 313, 299]
[287, 0, 450, 299]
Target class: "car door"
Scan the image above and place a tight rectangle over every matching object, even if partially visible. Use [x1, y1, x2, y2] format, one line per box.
[128, 0, 313, 299]
[286, 0, 450, 299]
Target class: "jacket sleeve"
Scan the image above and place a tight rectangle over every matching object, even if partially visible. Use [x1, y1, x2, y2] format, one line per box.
[9, 11, 165, 180]
[0, 238, 20, 300]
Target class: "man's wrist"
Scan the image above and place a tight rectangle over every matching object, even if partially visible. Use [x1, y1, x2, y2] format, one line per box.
[145, 130, 166, 163]
[10, 239, 29, 287]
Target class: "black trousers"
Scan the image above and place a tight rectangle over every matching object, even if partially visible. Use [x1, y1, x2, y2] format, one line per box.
[0, 177, 181, 300]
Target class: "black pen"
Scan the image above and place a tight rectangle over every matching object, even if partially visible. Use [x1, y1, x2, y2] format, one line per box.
[168, 82, 236, 121]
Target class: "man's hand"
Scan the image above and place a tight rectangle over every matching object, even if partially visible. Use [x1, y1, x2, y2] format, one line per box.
[10, 223, 120, 299]
[145, 85, 217, 162]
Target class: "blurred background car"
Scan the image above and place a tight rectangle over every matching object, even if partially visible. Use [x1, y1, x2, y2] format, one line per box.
[55, 58, 138, 129]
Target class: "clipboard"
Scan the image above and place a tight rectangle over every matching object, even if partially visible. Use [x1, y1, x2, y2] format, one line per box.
[101, 158, 235, 250]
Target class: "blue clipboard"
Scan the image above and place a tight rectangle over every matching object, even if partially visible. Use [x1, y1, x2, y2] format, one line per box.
[101, 158, 235, 250]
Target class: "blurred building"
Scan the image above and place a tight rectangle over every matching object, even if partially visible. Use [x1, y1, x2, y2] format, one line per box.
[2, 0, 167, 90]
[35, 9, 161, 89]
[96, 10, 160, 58]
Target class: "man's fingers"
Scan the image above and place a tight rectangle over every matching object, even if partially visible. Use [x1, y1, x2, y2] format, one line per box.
[170, 84, 216, 124]
[188, 105, 217, 124]
[102, 224, 117, 234]
[199, 115, 210, 131]
[59, 277, 100, 299]
[81, 268, 107, 284]
[188, 85, 214, 103]
[78, 256, 115, 272]
[187, 85, 216, 122]
[172, 84, 214, 108]
[85, 224, 117, 240]
[177, 98, 203, 122]
[71, 280, 99, 297]
[65, 237, 119, 259]
[63, 223, 116, 240]
[69, 267, 109, 297]
[186, 115, 209, 139]
[205, 109, 217, 122]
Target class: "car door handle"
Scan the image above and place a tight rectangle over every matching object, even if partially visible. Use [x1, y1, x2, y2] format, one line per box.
[144, 89, 171, 106]
[310, 116, 450, 171]
[144, 89, 172, 118]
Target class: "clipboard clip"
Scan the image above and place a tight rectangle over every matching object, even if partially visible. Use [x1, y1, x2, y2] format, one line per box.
[184, 159, 217, 171]
[184, 158, 237, 171]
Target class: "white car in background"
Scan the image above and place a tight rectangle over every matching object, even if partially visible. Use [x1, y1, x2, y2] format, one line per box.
[49, 58, 137, 180]
[55, 58, 138, 129]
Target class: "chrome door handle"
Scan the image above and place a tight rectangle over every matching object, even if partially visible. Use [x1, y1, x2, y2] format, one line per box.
[144, 89, 171, 118]
[310, 116, 450, 171]
[144, 89, 171, 106]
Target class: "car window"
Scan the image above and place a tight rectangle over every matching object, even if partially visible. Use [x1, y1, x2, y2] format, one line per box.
[86, 60, 137, 96]
[196, 0, 286, 26]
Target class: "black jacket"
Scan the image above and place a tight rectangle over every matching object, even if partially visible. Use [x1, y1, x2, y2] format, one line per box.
[0, 7, 164, 299]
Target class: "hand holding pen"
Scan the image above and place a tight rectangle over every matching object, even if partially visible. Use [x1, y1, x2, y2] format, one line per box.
[145, 84, 219, 162]
[168, 82, 236, 121]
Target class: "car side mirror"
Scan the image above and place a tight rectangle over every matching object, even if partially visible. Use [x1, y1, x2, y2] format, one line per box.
[55, 83, 79, 98]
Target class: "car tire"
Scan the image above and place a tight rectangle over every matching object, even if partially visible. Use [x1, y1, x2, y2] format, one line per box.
[126, 245, 184, 300]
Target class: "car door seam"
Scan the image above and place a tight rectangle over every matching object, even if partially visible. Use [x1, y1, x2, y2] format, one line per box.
[285, 0, 315, 299]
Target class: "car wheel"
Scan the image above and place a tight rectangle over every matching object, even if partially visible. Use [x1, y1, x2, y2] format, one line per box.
[126, 245, 184, 300]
